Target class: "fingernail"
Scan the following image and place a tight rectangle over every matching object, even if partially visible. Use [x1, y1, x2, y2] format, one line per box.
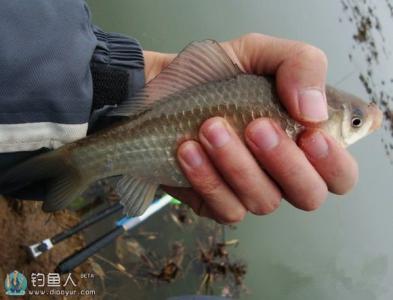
[179, 143, 203, 168]
[303, 132, 329, 159]
[248, 120, 279, 150]
[298, 89, 328, 121]
[203, 120, 231, 148]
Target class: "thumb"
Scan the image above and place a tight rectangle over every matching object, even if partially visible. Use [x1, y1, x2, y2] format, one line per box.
[224, 33, 329, 123]
[276, 44, 329, 123]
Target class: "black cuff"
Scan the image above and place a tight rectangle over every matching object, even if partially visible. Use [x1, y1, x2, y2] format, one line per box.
[91, 26, 145, 109]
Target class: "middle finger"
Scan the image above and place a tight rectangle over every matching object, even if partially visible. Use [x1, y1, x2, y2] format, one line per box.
[199, 117, 282, 215]
[245, 118, 328, 211]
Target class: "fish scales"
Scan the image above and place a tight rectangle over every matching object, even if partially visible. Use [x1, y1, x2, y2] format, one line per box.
[68, 75, 298, 187]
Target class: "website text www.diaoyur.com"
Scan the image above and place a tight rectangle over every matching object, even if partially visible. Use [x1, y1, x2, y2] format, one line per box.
[27, 288, 96, 296]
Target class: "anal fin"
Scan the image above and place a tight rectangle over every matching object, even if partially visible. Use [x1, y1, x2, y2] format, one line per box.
[116, 176, 158, 216]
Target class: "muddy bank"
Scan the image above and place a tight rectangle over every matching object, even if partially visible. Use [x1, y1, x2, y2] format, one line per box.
[0, 197, 92, 299]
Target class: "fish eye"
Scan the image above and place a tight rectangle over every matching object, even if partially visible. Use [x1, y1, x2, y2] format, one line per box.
[351, 117, 363, 128]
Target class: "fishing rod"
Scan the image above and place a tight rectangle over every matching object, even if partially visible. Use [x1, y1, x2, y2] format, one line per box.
[55, 194, 174, 274]
[27, 202, 124, 258]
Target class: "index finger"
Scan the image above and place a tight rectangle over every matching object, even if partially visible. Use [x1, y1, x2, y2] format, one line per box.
[221, 33, 329, 123]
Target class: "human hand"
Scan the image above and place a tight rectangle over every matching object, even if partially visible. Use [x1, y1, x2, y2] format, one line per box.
[144, 33, 358, 224]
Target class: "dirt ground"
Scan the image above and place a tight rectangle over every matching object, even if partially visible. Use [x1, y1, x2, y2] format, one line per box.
[0, 197, 93, 299]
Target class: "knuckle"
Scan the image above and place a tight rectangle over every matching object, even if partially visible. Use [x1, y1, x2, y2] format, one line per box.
[226, 162, 254, 181]
[299, 183, 328, 211]
[278, 160, 327, 211]
[219, 209, 246, 224]
[250, 202, 278, 215]
[198, 176, 223, 197]
[330, 185, 350, 196]
[301, 200, 322, 212]
[330, 164, 347, 181]
[244, 32, 265, 41]
[328, 161, 359, 195]
[329, 180, 357, 196]
[248, 193, 282, 215]
[281, 160, 303, 180]
[297, 44, 328, 68]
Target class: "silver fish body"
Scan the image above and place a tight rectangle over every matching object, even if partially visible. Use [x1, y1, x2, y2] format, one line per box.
[69, 74, 300, 187]
[0, 40, 382, 216]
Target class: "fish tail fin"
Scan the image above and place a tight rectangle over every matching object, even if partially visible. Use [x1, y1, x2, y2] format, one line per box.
[0, 150, 88, 212]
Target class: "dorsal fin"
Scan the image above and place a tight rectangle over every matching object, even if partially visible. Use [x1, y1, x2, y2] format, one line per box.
[108, 39, 242, 117]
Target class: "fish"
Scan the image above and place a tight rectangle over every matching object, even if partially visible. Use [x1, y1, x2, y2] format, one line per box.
[0, 40, 383, 216]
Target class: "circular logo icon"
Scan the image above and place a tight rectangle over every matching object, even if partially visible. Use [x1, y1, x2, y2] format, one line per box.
[4, 270, 27, 296]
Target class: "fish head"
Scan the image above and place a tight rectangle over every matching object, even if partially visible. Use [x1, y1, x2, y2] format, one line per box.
[323, 86, 382, 147]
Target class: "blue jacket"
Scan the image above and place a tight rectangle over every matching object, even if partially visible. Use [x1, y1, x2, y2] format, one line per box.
[0, 0, 144, 174]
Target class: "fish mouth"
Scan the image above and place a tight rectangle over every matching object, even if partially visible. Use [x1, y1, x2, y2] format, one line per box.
[369, 103, 383, 132]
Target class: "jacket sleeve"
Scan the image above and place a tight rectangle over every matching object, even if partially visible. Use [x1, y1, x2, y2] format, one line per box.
[0, 0, 145, 172]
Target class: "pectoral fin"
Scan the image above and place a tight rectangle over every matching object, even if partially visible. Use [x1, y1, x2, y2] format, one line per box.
[116, 176, 158, 216]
